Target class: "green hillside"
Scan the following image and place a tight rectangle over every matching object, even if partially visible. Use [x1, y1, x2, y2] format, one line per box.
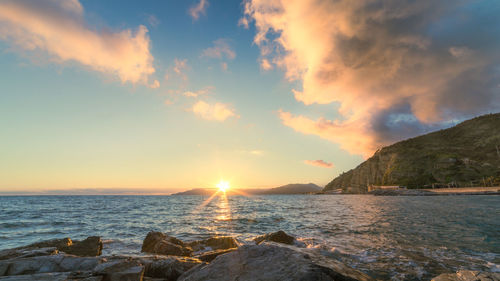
[324, 113, 500, 193]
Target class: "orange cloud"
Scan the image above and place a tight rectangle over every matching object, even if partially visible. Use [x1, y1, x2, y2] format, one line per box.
[192, 100, 238, 121]
[304, 160, 333, 168]
[279, 110, 377, 157]
[183, 86, 214, 98]
[189, 0, 209, 21]
[0, 0, 156, 86]
[244, 0, 500, 156]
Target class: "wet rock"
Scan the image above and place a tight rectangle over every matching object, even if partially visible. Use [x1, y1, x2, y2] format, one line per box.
[140, 256, 203, 280]
[178, 242, 373, 281]
[195, 248, 237, 262]
[254, 230, 295, 245]
[187, 237, 239, 252]
[432, 270, 500, 281]
[142, 232, 193, 257]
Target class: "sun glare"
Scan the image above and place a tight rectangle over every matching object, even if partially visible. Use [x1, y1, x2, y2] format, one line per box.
[216, 180, 230, 192]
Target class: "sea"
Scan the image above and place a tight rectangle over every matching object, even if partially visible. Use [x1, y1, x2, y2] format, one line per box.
[0, 194, 499, 280]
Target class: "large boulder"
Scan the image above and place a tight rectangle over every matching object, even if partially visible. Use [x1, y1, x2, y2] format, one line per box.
[142, 232, 193, 257]
[187, 237, 239, 252]
[432, 270, 500, 281]
[254, 230, 295, 245]
[178, 242, 373, 281]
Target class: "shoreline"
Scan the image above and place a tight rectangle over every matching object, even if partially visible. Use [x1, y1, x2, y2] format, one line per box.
[1, 231, 498, 281]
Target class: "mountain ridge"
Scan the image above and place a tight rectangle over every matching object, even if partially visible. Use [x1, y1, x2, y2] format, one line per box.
[172, 183, 322, 195]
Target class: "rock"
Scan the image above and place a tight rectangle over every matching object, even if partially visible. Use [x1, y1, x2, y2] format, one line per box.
[178, 242, 373, 281]
[195, 249, 236, 262]
[187, 237, 239, 252]
[142, 232, 193, 257]
[254, 230, 295, 245]
[0, 237, 103, 259]
[0, 247, 59, 261]
[432, 270, 500, 281]
[0, 254, 102, 276]
[61, 236, 103, 257]
[0, 272, 102, 280]
[140, 256, 202, 280]
[93, 258, 144, 281]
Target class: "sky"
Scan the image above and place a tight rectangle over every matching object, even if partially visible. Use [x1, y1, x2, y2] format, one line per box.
[0, 0, 499, 194]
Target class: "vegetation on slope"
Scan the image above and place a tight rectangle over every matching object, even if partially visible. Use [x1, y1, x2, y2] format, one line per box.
[324, 113, 500, 193]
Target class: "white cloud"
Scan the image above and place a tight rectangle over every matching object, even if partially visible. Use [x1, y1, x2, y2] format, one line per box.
[201, 39, 236, 60]
[0, 0, 156, 86]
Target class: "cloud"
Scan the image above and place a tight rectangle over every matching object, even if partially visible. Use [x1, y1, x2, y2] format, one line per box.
[147, 14, 160, 27]
[202, 39, 236, 60]
[239, 149, 264, 156]
[221, 62, 228, 71]
[243, 0, 500, 156]
[189, 0, 209, 21]
[0, 0, 156, 86]
[260, 59, 272, 70]
[304, 159, 333, 168]
[183, 86, 214, 97]
[150, 80, 160, 89]
[172, 58, 189, 81]
[192, 100, 238, 121]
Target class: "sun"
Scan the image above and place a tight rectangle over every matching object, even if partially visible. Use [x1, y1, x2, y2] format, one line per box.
[216, 180, 230, 192]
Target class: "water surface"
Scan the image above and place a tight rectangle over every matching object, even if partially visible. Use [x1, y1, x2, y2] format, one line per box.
[0, 195, 498, 280]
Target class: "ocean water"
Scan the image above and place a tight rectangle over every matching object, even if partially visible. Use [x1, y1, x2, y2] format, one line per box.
[0, 195, 499, 280]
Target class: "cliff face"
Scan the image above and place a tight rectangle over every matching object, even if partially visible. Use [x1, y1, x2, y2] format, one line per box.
[324, 113, 500, 193]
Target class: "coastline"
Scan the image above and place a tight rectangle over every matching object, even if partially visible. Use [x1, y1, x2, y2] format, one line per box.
[1, 231, 498, 281]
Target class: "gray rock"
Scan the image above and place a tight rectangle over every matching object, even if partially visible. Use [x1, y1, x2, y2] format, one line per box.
[0, 271, 102, 280]
[140, 256, 202, 280]
[187, 237, 239, 252]
[195, 248, 236, 262]
[0, 254, 102, 276]
[93, 258, 144, 281]
[254, 230, 295, 245]
[179, 242, 373, 281]
[0, 237, 103, 259]
[142, 232, 193, 257]
[432, 270, 500, 281]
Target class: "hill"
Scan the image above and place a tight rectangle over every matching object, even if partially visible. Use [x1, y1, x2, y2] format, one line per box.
[172, 183, 322, 195]
[324, 113, 500, 193]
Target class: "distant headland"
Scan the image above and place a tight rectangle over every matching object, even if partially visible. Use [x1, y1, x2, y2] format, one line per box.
[172, 183, 322, 196]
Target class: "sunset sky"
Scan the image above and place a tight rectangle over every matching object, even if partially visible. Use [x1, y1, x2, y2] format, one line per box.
[1, 0, 499, 194]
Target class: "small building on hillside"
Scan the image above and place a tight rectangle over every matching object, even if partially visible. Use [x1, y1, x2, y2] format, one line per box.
[367, 185, 405, 192]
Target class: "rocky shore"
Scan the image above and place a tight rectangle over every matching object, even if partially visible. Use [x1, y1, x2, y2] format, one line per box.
[0, 231, 498, 281]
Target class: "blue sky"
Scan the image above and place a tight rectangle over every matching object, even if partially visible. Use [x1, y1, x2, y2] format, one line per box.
[0, 0, 498, 194]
